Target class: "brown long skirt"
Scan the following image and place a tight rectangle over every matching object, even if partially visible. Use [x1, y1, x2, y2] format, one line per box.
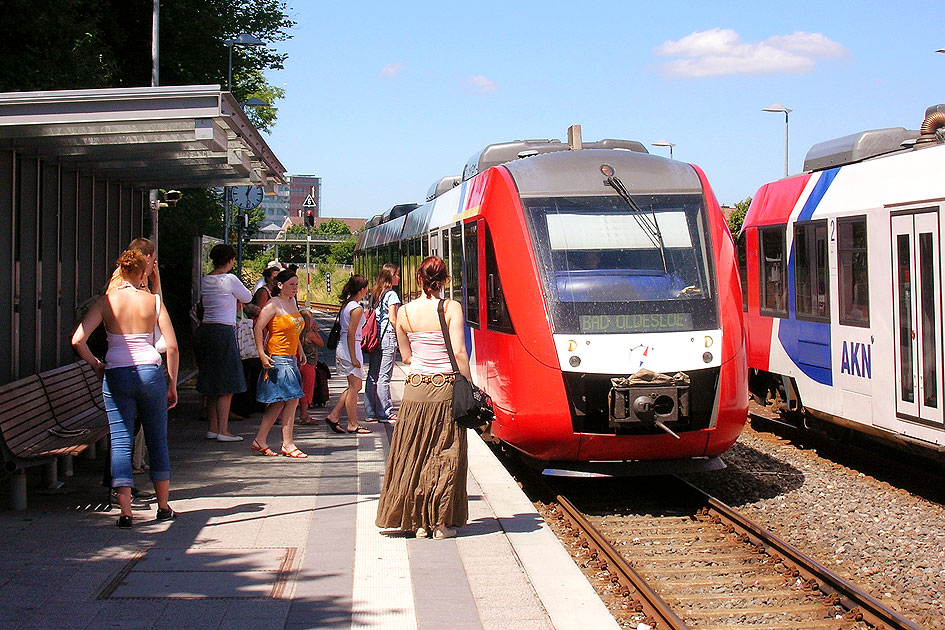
[375, 380, 468, 531]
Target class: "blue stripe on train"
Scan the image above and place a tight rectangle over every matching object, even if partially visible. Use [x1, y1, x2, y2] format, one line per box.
[779, 167, 839, 386]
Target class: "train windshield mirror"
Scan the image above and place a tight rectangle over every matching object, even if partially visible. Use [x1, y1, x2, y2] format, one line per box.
[523, 194, 719, 334]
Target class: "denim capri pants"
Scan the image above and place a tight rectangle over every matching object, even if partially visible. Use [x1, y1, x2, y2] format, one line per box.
[256, 355, 304, 403]
[195, 322, 246, 396]
[103, 365, 171, 488]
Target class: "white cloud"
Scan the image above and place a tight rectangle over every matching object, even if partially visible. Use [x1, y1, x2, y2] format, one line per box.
[466, 75, 499, 93]
[655, 28, 847, 78]
[381, 62, 404, 77]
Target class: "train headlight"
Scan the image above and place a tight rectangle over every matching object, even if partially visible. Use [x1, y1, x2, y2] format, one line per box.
[569, 355, 582, 368]
[703, 352, 713, 363]
[566, 339, 577, 352]
[704, 336, 714, 348]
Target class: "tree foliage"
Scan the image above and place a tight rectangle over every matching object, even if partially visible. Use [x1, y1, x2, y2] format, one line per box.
[316, 219, 352, 235]
[728, 197, 752, 237]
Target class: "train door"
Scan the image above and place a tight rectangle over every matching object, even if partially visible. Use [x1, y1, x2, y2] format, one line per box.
[891, 210, 943, 426]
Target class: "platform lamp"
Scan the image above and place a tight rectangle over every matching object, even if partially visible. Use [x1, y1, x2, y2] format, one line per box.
[225, 33, 264, 92]
[651, 139, 675, 159]
[762, 103, 793, 178]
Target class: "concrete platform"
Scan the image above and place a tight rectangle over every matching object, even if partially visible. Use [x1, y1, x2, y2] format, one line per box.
[0, 334, 618, 629]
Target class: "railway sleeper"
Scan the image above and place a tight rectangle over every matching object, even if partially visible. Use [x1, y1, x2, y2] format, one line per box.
[682, 602, 843, 621]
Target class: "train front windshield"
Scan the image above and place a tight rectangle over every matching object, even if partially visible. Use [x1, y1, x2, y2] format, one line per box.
[523, 194, 718, 334]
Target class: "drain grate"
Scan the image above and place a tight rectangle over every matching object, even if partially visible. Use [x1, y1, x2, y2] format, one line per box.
[99, 547, 296, 600]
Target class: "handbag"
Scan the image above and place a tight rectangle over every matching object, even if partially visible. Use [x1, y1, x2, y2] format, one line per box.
[236, 311, 258, 359]
[326, 311, 341, 350]
[437, 299, 493, 429]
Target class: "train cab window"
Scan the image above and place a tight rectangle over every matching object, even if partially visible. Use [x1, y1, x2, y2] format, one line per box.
[736, 231, 748, 312]
[484, 223, 514, 333]
[794, 220, 829, 321]
[759, 226, 788, 317]
[463, 222, 480, 327]
[450, 226, 463, 301]
[838, 216, 869, 327]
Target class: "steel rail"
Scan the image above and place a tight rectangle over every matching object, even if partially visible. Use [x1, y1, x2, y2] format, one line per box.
[678, 478, 924, 630]
[553, 492, 690, 630]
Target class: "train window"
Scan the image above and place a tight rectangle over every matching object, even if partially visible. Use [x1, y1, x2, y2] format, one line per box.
[736, 231, 748, 312]
[463, 222, 480, 327]
[450, 226, 462, 301]
[485, 223, 514, 333]
[794, 221, 829, 322]
[838, 217, 869, 327]
[759, 226, 788, 317]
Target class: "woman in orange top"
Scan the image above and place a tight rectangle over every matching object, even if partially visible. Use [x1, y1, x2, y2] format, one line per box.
[251, 270, 307, 458]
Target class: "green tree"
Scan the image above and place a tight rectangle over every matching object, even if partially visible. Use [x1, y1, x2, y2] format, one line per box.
[316, 219, 353, 235]
[329, 238, 356, 266]
[728, 197, 752, 237]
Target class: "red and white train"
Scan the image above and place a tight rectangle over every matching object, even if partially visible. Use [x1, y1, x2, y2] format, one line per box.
[741, 105, 945, 458]
[356, 128, 747, 473]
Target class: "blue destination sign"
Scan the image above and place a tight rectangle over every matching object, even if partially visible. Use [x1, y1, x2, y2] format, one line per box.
[579, 313, 693, 333]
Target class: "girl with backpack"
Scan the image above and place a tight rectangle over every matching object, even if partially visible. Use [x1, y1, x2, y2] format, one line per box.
[325, 274, 372, 435]
[364, 264, 401, 424]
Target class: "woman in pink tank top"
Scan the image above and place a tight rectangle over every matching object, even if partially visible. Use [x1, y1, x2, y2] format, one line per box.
[375, 256, 471, 540]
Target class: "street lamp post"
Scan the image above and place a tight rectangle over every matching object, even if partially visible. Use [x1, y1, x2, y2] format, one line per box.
[652, 139, 675, 160]
[762, 103, 792, 178]
[224, 33, 264, 92]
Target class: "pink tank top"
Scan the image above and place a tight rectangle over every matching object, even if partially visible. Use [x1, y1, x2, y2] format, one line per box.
[406, 331, 453, 374]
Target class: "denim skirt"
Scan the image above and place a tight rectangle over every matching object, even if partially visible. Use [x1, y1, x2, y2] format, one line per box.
[257, 355, 304, 403]
[195, 323, 246, 396]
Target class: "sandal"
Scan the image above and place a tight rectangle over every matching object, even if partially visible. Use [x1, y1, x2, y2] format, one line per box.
[349, 425, 372, 435]
[281, 446, 309, 458]
[251, 439, 279, 457]
[326, 418, 347, 434]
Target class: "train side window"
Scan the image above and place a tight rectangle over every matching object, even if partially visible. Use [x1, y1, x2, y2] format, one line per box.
[759, 225, 788, 317]
[736, 231, 748, 312]
[485, 223, 514, 333]
[838, 216, 869, 327]
[463, 222, 480, 327]
[450, 225, 463, 301]
[794, 220, 829, 321]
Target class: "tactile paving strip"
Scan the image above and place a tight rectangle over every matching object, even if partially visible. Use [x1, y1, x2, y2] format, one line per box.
[98, 547, 296, 600]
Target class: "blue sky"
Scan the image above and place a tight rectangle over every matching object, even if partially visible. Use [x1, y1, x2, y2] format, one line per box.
[263, 0, 945, 217]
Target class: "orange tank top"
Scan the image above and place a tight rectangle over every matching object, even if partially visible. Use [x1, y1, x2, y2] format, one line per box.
[267, 311, 304, 356]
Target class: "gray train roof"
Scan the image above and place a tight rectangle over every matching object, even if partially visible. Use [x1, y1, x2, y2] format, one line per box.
[503, 148, 702, 198]
[803, 127, 918, 172]
[462, 138, 647, 181]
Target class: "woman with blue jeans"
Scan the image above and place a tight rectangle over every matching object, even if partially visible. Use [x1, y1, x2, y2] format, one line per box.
[72, 248, 179, 529]
[365, 264, 401, 423]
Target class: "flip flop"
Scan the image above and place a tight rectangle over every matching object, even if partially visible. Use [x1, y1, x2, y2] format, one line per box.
[349, 425, 372, 435]
[251, 439, 279, 457]
[326, 418, 347, 434]
[281, 446, 309, 458]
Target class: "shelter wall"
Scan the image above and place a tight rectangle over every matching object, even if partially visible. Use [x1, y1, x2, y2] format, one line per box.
[0, 149, 149, 385]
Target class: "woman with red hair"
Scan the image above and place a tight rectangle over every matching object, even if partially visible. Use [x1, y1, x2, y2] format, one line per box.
[376, 256, 469, 539]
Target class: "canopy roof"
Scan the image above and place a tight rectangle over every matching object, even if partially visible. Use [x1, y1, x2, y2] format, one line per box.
[0, 84, 286, 189]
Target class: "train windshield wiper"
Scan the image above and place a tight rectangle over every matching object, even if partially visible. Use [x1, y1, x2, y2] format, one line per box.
[605, 176, 668, 274]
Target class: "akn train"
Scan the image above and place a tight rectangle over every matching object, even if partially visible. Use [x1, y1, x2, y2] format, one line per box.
[356, 128, 747, 473]
[741, 105, 945, 458]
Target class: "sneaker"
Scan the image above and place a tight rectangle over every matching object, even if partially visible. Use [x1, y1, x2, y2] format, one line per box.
[156, 507, 178, 521]
[216, 434, 244, 442]
[116, 515, 132, 529]
[206, 431, 218, 439]
[433, 525, 456, 539]
[378, 417, 396, 424]
[415, 527, 429, 538]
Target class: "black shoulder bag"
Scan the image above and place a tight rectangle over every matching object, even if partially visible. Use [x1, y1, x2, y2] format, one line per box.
[326, 310, 341, 350]
[437, 299, 493, 429]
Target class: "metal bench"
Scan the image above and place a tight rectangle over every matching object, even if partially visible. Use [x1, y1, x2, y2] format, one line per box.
[0, 361, 109, 510]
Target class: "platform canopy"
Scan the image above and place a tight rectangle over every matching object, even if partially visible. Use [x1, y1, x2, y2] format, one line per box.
[0, 84, 286, 189]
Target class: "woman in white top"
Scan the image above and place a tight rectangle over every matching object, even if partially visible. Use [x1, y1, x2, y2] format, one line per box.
[194, 244, 253, 442]
[72, 248, 180, 529]
[325, 274, 372, 435]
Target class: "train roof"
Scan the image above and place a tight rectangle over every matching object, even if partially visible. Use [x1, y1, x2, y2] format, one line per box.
[462, 138, 647, 181]
[803, 127, 918, 172]
[426, 175, 461, 201]
[503, 148, 703, 198]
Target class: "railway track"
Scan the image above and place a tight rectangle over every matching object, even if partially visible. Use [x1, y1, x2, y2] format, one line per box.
[306, 301, 340, 313]
[530, 475, 923, 630]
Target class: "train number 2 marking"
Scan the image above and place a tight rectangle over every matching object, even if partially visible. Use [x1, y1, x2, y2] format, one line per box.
[840, 340, 871, 378]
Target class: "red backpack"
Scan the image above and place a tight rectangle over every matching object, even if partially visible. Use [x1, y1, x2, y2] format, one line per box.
[360, 305, 380, 353]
